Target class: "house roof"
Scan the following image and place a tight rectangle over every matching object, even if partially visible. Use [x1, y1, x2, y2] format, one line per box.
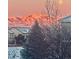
[60, 16, 71, 23]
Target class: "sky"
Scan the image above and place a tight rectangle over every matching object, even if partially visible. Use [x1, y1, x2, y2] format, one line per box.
[8, 0, 71, 17]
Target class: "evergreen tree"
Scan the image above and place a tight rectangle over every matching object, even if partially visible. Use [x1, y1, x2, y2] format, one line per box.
[20, 21, 49, 59]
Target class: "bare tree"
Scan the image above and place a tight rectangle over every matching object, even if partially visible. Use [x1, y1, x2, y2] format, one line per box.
[45, 0, 58, 17]
[45, 0, 51, 18]
[45, 0, 61, 20]
[44, 0, 62, 30]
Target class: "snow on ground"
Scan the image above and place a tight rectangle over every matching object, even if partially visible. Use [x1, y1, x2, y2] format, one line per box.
[8, 47, 23, 59]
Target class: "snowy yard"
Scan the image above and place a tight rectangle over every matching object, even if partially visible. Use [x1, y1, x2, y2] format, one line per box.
[8, 47, 23, 59]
